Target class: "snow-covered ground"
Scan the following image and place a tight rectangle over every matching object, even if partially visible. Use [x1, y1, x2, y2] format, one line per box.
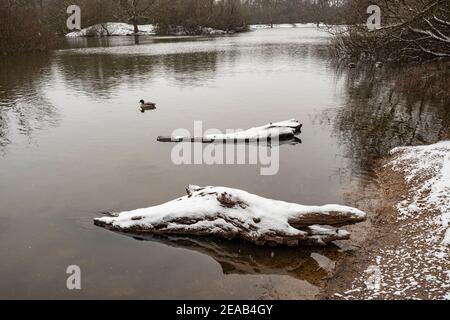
[95, 185, 366, 246]
[338, 141, 450, 300]
[66, 22, 323, 38]
[250, 23, 323, 29]
[65, 23, 234, 38]
[390, 142, 450, 246]
[66, 23, 156, 38]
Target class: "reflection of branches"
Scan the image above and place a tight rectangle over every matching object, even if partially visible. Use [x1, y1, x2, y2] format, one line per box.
[0, 55, 58, 151]
[56, 48, 221, 96]
[160, 51, 219, 86]
[59, 35, 330, 95]
[0, 113, 10, 150]
[332, 61, 450, 175]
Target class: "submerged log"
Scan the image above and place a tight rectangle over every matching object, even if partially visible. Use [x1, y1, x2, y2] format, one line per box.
[94, 185, 366, 246]
[157, 119, 302, 143]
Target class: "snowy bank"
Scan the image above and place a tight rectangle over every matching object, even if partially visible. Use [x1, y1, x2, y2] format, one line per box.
[336, 141, 450, 300]
[250, 23, 324, 30]
[66, 23, 156, 38]
[157, 119, 302, 143]
[389, 141, 450, 246]
[65, 23, 234, 38]
[165, 26, 234, 36]
[94, 185, 366, 246]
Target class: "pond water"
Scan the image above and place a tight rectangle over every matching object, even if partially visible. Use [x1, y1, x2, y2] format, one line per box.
[0, 27, 448, 299]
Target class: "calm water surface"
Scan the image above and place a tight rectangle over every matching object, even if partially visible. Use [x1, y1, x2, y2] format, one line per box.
[0, 27, 447, 299]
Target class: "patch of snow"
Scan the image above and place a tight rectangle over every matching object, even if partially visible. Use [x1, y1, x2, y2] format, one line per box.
[343, 288, 361, 295]
[309, 225, 350, 237]
[444, 229, 450, 246]
[66, 23, 155, 38]
[94, 185, 366, 246]
[390, 141, 450, 246]
[250, 23, 323, 30]
[209, 29, 227, 35]
[164, 26, 231, 36]
[201, 27, 228, 35]
[338, 141, 450, 300]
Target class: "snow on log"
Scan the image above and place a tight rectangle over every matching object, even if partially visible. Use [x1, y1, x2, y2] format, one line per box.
[94, 185, 366, 246]
[157, 119, 302, 143]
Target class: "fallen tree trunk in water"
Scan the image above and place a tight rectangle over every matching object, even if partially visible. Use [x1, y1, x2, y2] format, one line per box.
[157, 119, 302, 143]
[94, 186, 366, 246]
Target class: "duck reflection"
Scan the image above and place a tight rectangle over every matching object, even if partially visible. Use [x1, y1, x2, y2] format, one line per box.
[117, 232, 341, 287]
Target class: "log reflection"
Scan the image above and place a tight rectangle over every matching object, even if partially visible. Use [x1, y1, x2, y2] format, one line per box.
[117, 232, 341, 287]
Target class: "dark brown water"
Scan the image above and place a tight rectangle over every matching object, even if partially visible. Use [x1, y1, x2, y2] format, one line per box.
[0, 27, 448, 299]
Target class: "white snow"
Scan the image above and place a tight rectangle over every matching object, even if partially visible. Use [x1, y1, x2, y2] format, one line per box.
[338, 141, 450, 300]
[389, 141, 450, 246]
[66, 23, 156, 38]
[173, 119, 302, 141]
[250, 23, 323, 30]
[163, 26, 229, 36]
[66, 23, 233, 38]
[95, 185, 366, 246]
[66, 22, 324, 38]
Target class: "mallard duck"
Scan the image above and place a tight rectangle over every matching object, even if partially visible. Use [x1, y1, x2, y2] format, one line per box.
[140, 99, 156, 111]
[375, 61, 383, 68]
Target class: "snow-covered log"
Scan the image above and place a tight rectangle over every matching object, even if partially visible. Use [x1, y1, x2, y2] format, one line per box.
[157, 119, 302, 143]
[94, 186, 366, 246]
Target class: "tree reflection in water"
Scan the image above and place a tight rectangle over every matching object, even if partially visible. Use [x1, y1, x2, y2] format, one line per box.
[55, 49, 221, 101]
[0, 55, 58, 152]
[333, 61, 450, 176]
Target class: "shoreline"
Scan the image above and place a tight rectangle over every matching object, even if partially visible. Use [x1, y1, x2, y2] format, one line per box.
[321, 142, 450, 300]
[64, 22, 322, 39]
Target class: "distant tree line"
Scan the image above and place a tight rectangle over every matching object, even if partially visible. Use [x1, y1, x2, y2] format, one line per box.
[1, 0, 350, 55]
[41, 0, 349, 34]
[245, 0, 349, 26]
[3, 0, 447, 61]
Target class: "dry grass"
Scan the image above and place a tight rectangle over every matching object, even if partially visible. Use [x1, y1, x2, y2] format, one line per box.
[394, 62, 450, 101]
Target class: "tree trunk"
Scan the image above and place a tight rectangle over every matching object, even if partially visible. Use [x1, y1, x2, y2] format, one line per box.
[94, 185, 367, 247]
[133, 19, 139, 34]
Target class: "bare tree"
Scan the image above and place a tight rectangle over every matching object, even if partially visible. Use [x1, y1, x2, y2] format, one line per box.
[118, 0, 155, 34]
[329, 0, 450, 61]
